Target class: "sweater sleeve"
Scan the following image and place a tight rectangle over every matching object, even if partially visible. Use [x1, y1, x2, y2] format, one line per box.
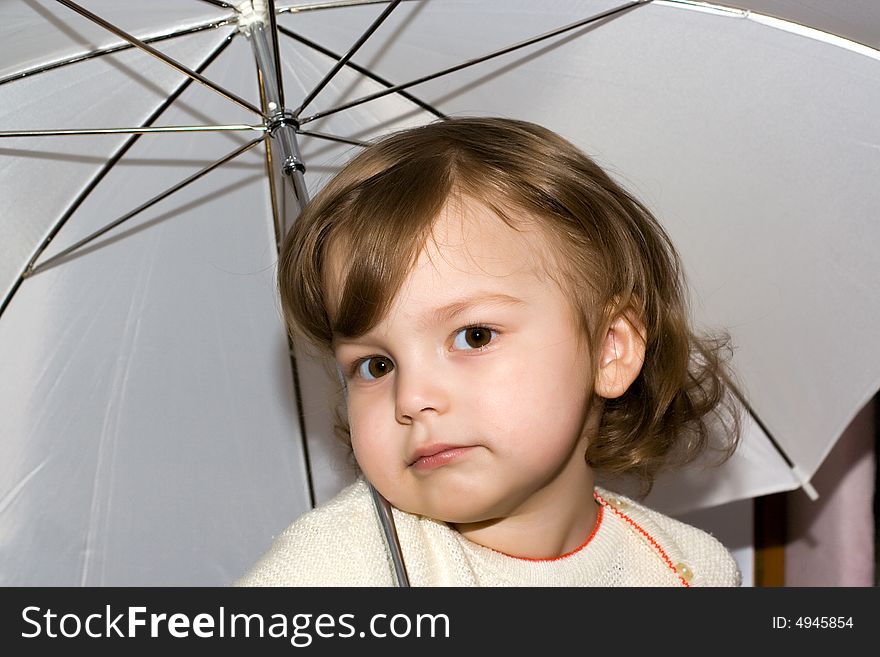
[234, 480, 397, 587]
[596, 487, 742, 587]
[645, 508, 742, 587]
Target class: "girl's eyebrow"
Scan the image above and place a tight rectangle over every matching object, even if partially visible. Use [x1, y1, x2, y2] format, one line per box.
[333, 293, 525, 346]
[419, 292, 526, 330]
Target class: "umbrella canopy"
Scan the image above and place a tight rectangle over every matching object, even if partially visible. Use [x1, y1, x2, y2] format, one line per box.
[1, 0, 878, 585]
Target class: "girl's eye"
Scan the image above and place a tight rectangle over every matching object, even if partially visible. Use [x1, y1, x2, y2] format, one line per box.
[356, 356, 394, 380]
[452, 326, 496, 350]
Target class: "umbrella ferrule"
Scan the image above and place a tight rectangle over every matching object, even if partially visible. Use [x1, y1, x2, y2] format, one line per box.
[267, 110, 306, 175]
[267, 109, 299, 132]
[281, 154, 306, 176]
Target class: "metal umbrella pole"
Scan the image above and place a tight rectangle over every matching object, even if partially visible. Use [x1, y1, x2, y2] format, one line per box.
[243, 4, 410, 587]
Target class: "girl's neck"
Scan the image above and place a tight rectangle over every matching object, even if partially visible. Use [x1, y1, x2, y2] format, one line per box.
[451, 464, 599, 560]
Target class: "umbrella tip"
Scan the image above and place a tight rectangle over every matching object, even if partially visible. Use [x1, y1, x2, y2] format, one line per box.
[236, 0, 268, 34]
[791, 464, 820, 501]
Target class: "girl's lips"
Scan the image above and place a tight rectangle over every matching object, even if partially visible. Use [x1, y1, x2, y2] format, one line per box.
[410, 446, 475, 471]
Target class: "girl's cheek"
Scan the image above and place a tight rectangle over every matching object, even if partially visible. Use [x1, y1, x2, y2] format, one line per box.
[348, 397, 385, 434]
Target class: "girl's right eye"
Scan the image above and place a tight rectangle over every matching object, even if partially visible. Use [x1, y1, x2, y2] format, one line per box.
[355, 356, 395, 381]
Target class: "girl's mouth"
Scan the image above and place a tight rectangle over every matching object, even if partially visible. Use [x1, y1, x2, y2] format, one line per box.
[410, 445, 476, 471]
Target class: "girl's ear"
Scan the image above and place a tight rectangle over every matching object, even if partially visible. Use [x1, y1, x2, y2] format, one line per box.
[594, 312, 647, 399]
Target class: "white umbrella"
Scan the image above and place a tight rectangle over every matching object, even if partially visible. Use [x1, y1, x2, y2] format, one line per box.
[1, 0, 878, 585]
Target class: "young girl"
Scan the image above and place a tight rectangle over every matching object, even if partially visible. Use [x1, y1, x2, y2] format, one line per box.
[237, 116, 742, 587]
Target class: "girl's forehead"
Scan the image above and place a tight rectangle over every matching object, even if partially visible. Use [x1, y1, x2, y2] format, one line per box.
[391, 206, 561, 318]
[322, 197, 561, 325]
[422, 202, 550, 275]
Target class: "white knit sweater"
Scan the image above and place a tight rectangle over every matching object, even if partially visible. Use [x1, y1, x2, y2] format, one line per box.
[236, 478, 741, 587]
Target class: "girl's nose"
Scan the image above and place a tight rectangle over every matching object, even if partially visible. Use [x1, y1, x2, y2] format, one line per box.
[394, 365, 450, 424]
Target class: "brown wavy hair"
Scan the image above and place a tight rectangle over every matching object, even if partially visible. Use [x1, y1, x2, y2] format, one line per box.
[278, 116, 741, 492]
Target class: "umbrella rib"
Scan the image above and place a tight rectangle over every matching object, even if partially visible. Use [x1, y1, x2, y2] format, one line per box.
[278, 0, 419, 14]
[693, 342, 801, 481]
[299, 0, 649, 125]
[0, 22, 234, 88]
[286, 338, 319, 510]
[1, 31, 238, 318]
[24, 136, 264, 278]
[0, 125, 267, 138]
[727, 380, 795, 469]
[292, 0, 402, 118]
[296, 129, 367, 147]
[278, 26, 444, 119]
[55, 0, 266, 119]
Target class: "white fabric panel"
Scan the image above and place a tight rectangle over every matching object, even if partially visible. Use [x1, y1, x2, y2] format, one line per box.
[292, 340, 360, 505]
[644, 409, 800, 515]
[0, 28, 309, 585]
[0, 0, 230, 80]
[721, 0, 880, 51]
[0, 27, 237, 305]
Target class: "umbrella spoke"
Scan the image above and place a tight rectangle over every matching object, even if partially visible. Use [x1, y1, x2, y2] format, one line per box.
[55, 0, 266, 119]
[296, 129, 367, 147]
[0, 125, 266, 138]
[196, 0, 235, 8]
[299, 0, 649, 125]
[0, 22, 234, 88]
[293, 0, 402, 118]
[278, 26, 444, 119]
[24, 136, 264, 278]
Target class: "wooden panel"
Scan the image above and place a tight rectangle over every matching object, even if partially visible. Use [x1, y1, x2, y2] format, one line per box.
[753, 493, 786, 587]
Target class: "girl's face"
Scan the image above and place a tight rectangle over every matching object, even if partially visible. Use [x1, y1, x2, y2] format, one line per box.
[331, 201, 595, 527]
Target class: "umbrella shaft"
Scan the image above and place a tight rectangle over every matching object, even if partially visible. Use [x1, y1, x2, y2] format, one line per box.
[251, 23, 283, 105]
[248, 22, 308, 208]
